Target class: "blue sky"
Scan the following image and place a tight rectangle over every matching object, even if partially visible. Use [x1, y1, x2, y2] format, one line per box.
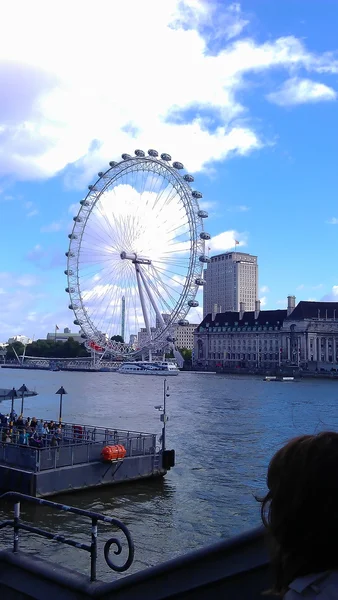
[1, 0, 338, 340]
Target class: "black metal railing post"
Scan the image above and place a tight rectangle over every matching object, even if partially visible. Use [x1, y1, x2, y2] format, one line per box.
[13, 501, 20, 552]
[90, 517, 98, 582]
[0, 492, 134, 579]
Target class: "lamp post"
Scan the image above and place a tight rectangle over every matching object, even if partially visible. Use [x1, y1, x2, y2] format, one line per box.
[18, 384, 28, 416]
[154, 379, 169, 453]
[8, 387, 17, 419]
[56, 386, 67, 424]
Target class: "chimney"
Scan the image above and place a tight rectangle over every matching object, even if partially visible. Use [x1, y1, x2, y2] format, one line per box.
[287, 295, 296, 317]
[254, 300, 261, 320]
[211, 303, 218, 322]
[239, 302, 245, 320]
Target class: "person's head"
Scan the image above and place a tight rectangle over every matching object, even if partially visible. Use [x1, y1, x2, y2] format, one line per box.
[259, 431, 338, 595]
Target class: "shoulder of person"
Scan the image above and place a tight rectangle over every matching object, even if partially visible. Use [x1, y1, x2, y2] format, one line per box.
[285, 571, 338, 598]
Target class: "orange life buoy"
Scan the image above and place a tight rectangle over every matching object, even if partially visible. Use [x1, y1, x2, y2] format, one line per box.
[101, 444, 126, 462]
[73, 425, 84, 439]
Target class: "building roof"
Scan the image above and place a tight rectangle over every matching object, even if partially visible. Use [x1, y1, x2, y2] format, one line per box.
[287, 301, 338, 320]
[197, 309, 287, 330]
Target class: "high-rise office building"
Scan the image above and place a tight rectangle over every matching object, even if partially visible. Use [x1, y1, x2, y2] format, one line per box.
[203, 251, 258, 317]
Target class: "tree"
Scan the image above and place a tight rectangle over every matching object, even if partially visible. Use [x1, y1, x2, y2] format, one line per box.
[111, 335, 124, 343]
[24, 338, 90, 358]
[178, 347, 192, 362]
[6, 342, 25, 360]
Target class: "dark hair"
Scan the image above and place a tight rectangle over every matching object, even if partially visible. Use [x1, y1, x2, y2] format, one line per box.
[258, 431, 338, 596]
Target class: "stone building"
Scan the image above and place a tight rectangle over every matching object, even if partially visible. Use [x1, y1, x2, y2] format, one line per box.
[193, 297, 338, 371]
[203, 251, 258, 317]
[174, 323, 199, 351]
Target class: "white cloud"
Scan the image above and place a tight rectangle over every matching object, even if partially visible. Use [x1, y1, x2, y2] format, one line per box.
[296, 284, 305, 290]
[40, 221, 63, 233]
[260, 285, 270, 293]
[209, 230, 247, 252]
[227, 204, 250, 212]
[260, 296, 267, 307]
[27, 209, 39, 217]
[327, 217, 338, 224]
[17, 274, 40, 287]
[198, 200, 218, 211]
[321, 286, 338, 301]
[0, 2, 336, 183]
[267, 77, 337, 106]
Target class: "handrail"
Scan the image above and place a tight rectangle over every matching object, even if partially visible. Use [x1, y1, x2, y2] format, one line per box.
[0, 491, 134, 581]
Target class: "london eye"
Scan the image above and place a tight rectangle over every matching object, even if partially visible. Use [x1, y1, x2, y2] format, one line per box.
[65, 149, 210, 358]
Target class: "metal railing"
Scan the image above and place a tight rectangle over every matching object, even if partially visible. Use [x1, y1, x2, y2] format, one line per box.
[0, 491, 134, 581]
[0, 428, 157, 472]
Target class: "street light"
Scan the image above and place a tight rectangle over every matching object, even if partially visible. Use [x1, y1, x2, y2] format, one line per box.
[154, 379, 169, 453]
[7, 387, 17, 419]
[55, 386, 67, 423]
[18, 384, 28, 416]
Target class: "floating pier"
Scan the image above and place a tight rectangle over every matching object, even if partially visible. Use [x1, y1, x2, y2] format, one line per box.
[0, 421, 174, 497]
[0, 381, 174, 497]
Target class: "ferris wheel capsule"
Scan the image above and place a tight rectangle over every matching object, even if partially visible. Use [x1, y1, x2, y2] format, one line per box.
[198, 210, 208, 218]
[188, 300, 199, 307]
[200, 232, 211, 240]
[192, 190, 202, 199]
[178, 319, 189, 326]
[195, 278, 206, 286]
[65, 149, 208, 358]
[98, 171, 104, 177]
[199, 255, 211, 263]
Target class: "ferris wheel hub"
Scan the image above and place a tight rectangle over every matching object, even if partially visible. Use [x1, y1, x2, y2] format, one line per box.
[120, 251, 151, 265]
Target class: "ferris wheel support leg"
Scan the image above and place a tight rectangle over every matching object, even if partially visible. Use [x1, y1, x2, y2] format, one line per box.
[135, 264, 152, 337]
[138, 266, 165, 328]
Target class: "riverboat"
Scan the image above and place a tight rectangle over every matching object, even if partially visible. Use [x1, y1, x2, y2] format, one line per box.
[118, 361, 179, 376]
[263, 376, 295, 382]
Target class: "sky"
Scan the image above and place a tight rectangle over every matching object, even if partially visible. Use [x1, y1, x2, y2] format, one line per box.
[1, 0, 338, 341]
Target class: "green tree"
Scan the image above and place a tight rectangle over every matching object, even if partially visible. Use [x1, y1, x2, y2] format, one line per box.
[111, 335, 124, 343]
[178, 347, 192, 362]
[6, 342, 25, 360]
[25, 338, 90, 358]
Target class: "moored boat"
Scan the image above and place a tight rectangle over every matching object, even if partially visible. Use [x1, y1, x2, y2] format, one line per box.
[118, 361, 179, 376]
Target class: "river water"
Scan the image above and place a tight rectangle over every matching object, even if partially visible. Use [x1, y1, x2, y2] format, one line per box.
[0, 369, 337, 580]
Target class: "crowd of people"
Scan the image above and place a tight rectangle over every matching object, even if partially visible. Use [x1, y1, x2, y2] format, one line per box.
[0, 412, 63, 447]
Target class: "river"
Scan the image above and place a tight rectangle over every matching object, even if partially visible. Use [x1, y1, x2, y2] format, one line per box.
[0, 369, 337, 580]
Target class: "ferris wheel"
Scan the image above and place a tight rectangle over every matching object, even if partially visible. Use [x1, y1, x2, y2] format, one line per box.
[65, 149, 210, 358]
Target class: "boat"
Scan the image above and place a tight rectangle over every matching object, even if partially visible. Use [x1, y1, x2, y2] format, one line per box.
[118, 361, 179, 376]
[263, 375, 295, 382]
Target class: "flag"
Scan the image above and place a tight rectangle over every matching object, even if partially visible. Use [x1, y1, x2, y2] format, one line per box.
[235, 240, 239, 245]
[55, 325, 59, 330]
